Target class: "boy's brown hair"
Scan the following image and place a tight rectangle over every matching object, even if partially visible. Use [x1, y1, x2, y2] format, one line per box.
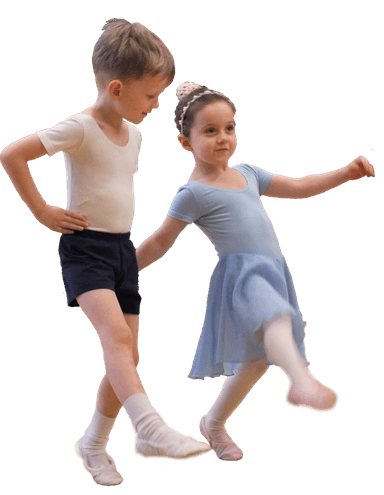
[92, 18, 175, 86]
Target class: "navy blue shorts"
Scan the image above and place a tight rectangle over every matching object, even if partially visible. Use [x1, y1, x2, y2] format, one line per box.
[59, 230, 141, 314]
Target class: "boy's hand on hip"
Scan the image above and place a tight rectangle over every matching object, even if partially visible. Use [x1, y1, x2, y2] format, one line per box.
[36, 205, 88, 234]
[348, 156, 375, 180]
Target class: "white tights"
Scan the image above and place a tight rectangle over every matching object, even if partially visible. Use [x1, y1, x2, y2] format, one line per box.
[205, 313, 307, 442]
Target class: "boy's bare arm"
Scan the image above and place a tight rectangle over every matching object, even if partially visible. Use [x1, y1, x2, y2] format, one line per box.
[1, 134, 88, 233]
[136, 217, 188, 271]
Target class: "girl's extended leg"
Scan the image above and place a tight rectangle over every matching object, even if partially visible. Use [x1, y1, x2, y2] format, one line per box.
[263, 313, 337, 409]
[202, 358, 269, 460]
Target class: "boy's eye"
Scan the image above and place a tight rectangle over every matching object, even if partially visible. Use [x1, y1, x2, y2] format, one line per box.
[206, 127, 216, 134]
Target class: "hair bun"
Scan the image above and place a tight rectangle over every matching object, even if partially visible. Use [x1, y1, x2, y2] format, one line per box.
[176, 82, 202, 101]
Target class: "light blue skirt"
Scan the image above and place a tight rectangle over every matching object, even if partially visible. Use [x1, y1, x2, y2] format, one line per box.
[189, 253, 309, 379]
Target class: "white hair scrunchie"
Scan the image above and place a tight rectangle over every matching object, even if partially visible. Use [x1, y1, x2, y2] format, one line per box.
[176, 81, 202, 101]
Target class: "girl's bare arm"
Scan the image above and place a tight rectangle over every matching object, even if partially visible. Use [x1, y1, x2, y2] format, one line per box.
[264, 155, 374, 199]
[136, 216, 188, 271]
[1, 134, 88, 233]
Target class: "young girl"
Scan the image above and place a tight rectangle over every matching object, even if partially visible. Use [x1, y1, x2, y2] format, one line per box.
[136, 82, 375, 461]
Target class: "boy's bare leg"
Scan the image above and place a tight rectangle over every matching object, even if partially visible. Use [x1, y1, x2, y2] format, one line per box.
[77, 288, 210, 468]
[78, 289, 145, 402]
[75, 291, 142, 485]
[96, 376, 122, 419]
[96, 314, 139, 419]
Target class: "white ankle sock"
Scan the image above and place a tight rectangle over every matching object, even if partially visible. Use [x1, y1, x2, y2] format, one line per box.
[123, 393, 210, 460]
[124, 393, 182, 443]
[263, 313, 307, 384]
[80, 407, 116, 469]
[81, 407, 116, 451]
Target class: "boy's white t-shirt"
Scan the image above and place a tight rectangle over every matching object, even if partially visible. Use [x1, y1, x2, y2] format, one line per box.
[37, 113, 141, 233]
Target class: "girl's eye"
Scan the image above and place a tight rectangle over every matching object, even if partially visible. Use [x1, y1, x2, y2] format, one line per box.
[206, 128, 216, 134]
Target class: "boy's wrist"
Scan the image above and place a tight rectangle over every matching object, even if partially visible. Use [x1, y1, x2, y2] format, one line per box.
[32, 201, 48, 221]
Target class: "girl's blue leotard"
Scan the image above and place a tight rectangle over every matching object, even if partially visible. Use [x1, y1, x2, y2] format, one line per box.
[168, 164, 309, 379]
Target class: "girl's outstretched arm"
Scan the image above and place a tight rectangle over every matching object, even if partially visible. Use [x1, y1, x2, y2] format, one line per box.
[136, 216, 188, 271]
[264, 155, 375, 199]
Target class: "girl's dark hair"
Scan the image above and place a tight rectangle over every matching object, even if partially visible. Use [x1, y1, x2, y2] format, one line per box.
[175, 86, 236, 137]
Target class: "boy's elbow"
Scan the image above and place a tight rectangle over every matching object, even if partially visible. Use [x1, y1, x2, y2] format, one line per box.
[0, 148, 8, 166]
[0, 145, 19, 170]
[0, 148, 12, 170]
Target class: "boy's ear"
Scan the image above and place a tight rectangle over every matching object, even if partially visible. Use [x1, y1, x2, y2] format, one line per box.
[178, 134, 192, 151]
[108, 80, 123, 100]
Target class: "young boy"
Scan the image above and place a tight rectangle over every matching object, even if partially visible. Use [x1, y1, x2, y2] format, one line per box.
[0, 19, 209, 486]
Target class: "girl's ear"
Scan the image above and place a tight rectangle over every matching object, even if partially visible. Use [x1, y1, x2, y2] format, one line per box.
[178, 134, 192, 151]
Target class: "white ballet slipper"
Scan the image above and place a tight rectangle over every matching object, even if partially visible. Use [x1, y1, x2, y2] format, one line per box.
[75, 437, 123, 486]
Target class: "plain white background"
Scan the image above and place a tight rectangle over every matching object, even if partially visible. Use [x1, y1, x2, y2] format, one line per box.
[0, 1, 382, 493]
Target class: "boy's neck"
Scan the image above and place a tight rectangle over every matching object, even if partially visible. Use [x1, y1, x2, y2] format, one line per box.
[86, 96, 124, 130]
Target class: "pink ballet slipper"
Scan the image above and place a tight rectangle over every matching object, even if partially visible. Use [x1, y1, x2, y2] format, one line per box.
[199, 417, 243, 461]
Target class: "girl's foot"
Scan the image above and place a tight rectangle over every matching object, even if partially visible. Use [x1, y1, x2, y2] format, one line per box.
[200, 416, 243, 461]
[75, 437, 123, 486]
[287, 370, 337, 410]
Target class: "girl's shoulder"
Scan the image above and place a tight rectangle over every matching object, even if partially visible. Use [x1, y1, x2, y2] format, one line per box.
[233, 163, 269, 176]
[233, 164, 273, 195]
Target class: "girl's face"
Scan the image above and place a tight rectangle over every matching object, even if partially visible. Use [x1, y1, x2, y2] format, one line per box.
[184, 101, 237, 168]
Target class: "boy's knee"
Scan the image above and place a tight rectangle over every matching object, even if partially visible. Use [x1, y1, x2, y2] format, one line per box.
[103, 322, 134, 350]
[134, 349, 139, 367]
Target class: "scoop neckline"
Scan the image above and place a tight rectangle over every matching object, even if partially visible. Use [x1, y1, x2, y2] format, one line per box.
[188, 166, 249, 192]
[81, 113, 131, 148]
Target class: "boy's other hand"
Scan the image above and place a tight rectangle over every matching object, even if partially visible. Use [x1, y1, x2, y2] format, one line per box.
[37, 205, 88, 234]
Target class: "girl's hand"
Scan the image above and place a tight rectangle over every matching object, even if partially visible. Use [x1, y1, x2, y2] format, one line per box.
[348, 156, 375, 180]
[36, 204, 88, 234]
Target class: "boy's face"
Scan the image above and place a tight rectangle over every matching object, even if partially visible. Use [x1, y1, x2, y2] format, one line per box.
[118, 73, 170, 124]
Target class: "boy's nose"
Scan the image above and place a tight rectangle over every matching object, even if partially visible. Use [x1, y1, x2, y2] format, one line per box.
[152, 98, 160, 110]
